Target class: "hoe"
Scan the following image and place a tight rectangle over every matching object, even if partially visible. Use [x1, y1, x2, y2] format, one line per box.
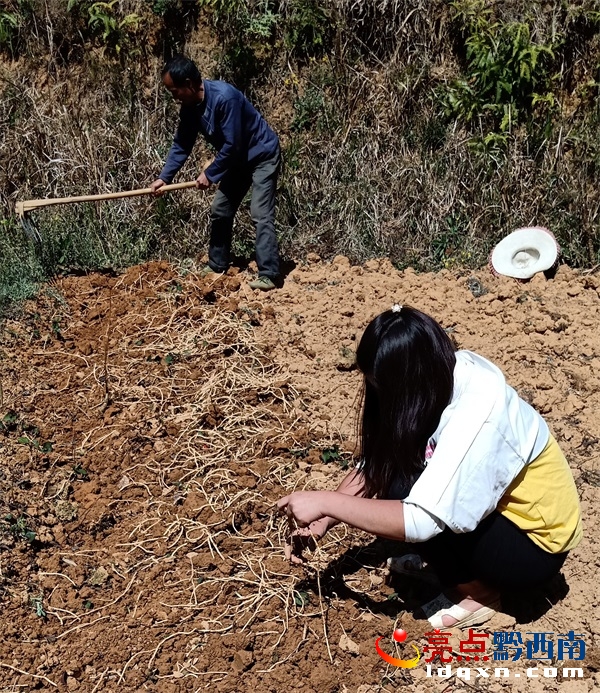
[15, 181, 198, 245]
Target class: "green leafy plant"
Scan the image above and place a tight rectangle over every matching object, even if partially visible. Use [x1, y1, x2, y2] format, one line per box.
[283, 0, 331, 56]
[30, 594, 46, 618]
[320, 444, 344, 465]
[0, 10, 19, 50]
[87, 0, 143, 54]
[72, 464, 89, 480]
[231, 226, 256, 260]
[1, 410, 18, 432]
[440, 0, 559, 133]
[17, 436, 53, 452]
[291, 86, 326, 131]
[432, 214, 471, 269]
[2, 514, 36, 543]
[151, 0, 178, 15]
[197, 0, 253, 37]
[294, 589, 310, 607]
[51, 317, 62, 339]
[247, 6, 280, 39]
[163, 352, 181, 366]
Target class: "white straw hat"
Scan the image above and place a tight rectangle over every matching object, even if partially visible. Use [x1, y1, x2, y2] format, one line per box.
[489, 226, 560, 279]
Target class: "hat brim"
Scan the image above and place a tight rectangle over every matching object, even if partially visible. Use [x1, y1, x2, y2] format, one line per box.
[490, 227, 559, 279]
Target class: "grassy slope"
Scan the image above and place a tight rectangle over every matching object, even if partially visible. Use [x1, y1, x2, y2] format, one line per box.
[1, 0, 600, 313]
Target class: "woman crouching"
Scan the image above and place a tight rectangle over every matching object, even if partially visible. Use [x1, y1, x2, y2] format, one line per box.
[277, 306, 582, 628]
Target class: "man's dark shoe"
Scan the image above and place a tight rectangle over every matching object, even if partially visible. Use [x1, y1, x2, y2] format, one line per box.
[199, 265, 218, 278]
[248, 276, 276, 291]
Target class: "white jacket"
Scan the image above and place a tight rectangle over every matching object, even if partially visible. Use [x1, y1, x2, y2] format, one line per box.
[402, 350, 549, 542]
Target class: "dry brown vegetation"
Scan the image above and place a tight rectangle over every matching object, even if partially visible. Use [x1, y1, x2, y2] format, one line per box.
[2, 0, 600, 311]
[2, 257, 600, 692]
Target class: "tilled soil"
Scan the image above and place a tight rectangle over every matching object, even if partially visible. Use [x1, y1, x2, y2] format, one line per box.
[0, 257, 599, 692]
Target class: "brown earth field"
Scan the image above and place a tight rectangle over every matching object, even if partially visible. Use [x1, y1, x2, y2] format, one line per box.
[1, 256, 600, 693]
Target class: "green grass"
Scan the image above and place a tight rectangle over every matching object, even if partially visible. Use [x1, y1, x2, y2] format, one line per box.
[0, 220, 44, 317]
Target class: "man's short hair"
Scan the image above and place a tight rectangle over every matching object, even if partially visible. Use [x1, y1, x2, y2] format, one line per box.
[162, 55, 202, 86]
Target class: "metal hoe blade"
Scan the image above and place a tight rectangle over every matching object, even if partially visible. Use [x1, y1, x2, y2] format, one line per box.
[15, 200, 43, 247]
[21, 217, 43, 246]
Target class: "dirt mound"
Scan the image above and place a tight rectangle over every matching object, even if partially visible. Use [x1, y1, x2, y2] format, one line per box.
[0, 258, 599, 692]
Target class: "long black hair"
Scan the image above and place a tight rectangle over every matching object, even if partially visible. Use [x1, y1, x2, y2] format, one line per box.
[356, 307, 456, 498]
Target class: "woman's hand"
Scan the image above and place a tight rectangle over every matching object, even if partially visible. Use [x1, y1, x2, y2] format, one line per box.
[278, 492, 334, 563]
[277, 491, 325, 528]
[285, 517, 333, 564]
[279, 488, 407, 544]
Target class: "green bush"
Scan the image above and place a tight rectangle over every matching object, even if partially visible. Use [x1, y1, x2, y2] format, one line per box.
[282, 0, 332, 57]
[66, 0, 145, 56]
[0, 10, 19, 51]
[0, 218, 43, 316]
[440, 0, 559, 134]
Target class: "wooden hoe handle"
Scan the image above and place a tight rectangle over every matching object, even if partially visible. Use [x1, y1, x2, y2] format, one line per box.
[15, 181, 198, 217]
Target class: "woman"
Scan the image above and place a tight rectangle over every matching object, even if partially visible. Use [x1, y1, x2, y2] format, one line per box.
[277, 306, 582, 628]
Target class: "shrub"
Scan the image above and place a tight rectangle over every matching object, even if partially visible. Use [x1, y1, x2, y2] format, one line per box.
[440, 0, 559, 134]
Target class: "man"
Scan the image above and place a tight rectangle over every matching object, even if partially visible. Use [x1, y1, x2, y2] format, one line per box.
[151, 55, 281, 291]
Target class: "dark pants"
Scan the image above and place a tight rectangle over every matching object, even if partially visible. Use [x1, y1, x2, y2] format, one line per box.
[208, 147, 280, 278]
[417, 511, 568, 590]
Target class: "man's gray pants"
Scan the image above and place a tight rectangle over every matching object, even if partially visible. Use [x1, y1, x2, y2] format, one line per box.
[208, 147, 280, 279]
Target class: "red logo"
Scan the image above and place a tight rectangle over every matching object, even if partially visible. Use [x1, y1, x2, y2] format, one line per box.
[375, 628, 422, 668]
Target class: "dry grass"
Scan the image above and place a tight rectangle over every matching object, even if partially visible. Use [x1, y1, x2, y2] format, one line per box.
[2, 0, 600, 312]
[1, 265, 382, 688]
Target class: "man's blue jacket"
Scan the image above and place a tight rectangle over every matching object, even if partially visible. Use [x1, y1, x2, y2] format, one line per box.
[159, 80, 279, 185]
